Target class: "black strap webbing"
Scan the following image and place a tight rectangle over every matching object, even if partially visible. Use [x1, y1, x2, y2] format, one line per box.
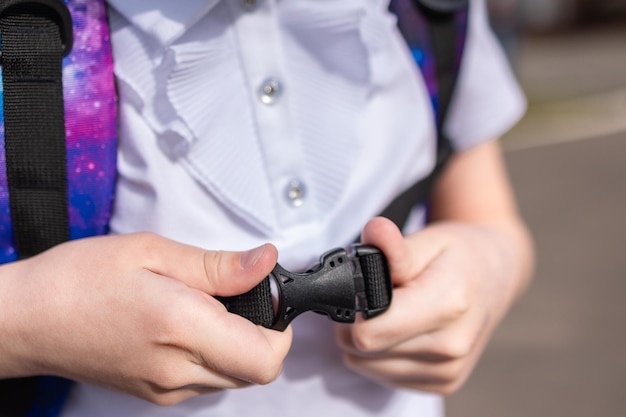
[222, 277, 275, 328]
[0, 1, 70, 259]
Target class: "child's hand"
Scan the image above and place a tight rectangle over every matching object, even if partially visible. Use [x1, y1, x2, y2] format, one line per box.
[335, 216, 526, 394]
[0, 233, 292, 405]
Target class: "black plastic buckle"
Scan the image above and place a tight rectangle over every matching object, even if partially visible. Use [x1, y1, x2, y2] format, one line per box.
[268, 245, 391, 331]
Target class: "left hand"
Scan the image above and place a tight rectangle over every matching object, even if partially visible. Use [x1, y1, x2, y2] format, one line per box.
[336, 216, 527, 394]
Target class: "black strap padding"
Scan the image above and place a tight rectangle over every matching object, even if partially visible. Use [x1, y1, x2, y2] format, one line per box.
[0, 1, 70, 259]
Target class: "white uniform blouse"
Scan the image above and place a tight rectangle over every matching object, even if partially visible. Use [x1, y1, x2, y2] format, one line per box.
[61, 0, 525, 416]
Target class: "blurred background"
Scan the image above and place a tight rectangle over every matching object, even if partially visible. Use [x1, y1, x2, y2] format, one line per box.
[446, 1, 626, 415]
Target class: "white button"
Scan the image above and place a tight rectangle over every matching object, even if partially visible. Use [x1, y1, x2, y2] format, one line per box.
[285, 179, 306, 207]
[258, 78, 282, 105]
[157, 131, 190, 160]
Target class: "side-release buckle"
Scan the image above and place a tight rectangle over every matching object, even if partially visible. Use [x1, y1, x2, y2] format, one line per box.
[220, 244, 392, 331]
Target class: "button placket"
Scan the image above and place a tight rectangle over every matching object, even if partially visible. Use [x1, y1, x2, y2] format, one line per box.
[227, 0, 315, 225]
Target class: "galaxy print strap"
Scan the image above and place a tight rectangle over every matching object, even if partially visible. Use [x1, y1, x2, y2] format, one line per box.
[63, 0, 118, 242]
[0, 0, 118, 263]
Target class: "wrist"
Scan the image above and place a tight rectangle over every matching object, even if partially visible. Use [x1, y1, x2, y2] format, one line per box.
[0, 260, 42, 378]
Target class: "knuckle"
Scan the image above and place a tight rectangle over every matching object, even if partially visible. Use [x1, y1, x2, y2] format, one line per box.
[441, 290, 470, 323]
[245, 335, 287, 385]
[133, 231, 161, 250]
[409, 365, 466, 396]
[126, 232, 163, 262]
[351, 327, 384, 353]
[147, 294, 199, 347]
[437, 361, 467, 385]
[202, 250, 229, 289]
[435, 378, 465, 396]
[145, 391, 183, 407]
[147, 363, 188, 392]
[434, 336, 473, 360]
[252, 356, 284, 385]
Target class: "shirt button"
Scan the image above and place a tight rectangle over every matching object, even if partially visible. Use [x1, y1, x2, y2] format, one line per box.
[258, 78, 282, 105]
[285, 179, 306, 207]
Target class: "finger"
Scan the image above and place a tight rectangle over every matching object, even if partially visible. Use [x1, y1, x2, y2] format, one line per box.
[336, 313, 486, 362]
[361, 217, 412, 285]
[342, 353, 471, 395]
[150, 287, 293, 387]
[129, 233, 278, 296]
[182, 297, 293, 385]
[361, 217, 448, 286]
[142, 384, 224, 407]
[340, 268, 469, 351]
[140, 351, 252, 398]
[341, 319, 491, 395]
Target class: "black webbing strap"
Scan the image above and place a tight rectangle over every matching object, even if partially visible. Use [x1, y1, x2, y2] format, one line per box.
[381, 0, 467, 229]
[0, 1, 73, 415]
[222, 276, 275, 328]
[0, 0, 72, 259]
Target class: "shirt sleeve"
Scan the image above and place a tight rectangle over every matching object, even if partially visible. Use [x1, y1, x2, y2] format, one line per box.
[444, 0, 527, 150]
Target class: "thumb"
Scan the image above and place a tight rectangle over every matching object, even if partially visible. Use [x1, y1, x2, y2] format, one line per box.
[201, 243, 279, 297]
[361, 217, 412, 285]
[361, 217, 445, 286]
[139, 235, 278, 296]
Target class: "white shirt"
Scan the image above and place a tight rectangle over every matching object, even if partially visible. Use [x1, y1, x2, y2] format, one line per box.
[61, 0, 525, 416]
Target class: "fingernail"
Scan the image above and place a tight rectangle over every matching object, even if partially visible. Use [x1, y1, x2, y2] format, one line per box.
[240, 244, 267, 270]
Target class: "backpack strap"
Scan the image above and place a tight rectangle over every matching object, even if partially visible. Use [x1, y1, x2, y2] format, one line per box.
[0, 0, 73, 259]
[381, 0, 469, 228]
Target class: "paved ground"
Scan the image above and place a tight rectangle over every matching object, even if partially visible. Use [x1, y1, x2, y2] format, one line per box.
[447, 132, 626, 416]
[446, 18, 626, 417]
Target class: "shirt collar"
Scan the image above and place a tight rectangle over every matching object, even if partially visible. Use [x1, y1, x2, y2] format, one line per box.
[107, 0, 221, 46]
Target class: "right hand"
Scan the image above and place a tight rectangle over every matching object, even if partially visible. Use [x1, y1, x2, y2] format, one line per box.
[0, 233, 292, 405]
